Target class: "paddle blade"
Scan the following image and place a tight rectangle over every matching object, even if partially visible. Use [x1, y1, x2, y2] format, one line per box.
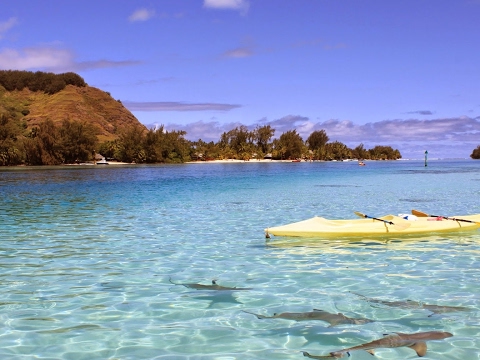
[412, 209, 429, 217]
[393, 221, 411, 231]
[354, 211, 367, 218]
[412, 209, 479, 225]
[355, 211, 411, 231]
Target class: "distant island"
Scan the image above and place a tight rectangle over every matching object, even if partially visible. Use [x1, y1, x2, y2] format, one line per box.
[471, 145, 480, 159]
[4, 69, 461, 166]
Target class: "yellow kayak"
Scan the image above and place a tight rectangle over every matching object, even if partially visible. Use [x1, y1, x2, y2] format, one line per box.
[265, 213, 480, 238]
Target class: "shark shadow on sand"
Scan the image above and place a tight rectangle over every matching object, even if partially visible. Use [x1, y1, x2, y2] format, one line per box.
[302, 331, 453, 358]
[190, 292, 245, 308]
[169, 278, 252, 291]
[169, 278, 252, 308]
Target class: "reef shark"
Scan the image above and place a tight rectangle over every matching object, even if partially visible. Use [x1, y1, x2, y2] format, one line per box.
[302, 331, 453, 358]
[243, 309, 373, 327]
[169, 278, 252, 291]
[352, 292, 469, 315]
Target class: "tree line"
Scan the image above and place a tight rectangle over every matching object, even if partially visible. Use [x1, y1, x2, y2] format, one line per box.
[0, 70, 86, 94]
[1, 117, 405, 165]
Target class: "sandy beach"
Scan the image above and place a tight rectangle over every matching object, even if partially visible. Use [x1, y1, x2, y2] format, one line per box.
[186, 159, 313, 164]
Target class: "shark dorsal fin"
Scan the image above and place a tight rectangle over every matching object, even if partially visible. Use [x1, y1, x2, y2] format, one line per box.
[365, 349, 375, 355]
[409, 342, 427, 357]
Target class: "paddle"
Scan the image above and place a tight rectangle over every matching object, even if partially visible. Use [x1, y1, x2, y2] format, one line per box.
[354, 211, 411, 231]
[411, 209, 480, 225]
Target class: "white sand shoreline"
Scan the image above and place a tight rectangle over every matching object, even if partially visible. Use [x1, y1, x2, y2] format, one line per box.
[186, 159, 306, 163]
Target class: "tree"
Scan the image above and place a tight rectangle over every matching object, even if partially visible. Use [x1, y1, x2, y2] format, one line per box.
[352, 143, 369, 160]
[24, 119, 64, 165]
[59, 120, 98, 163]
[116, 125, 146, 163]
[218, 126, 255, 159]
[98, 140, 119, 159]
[191, 139, 220, 161]
[306, 129, 330, 160]
[324, 141, 351, 160]
[274, 130, 305, 159]
[369, 145, 401, 160]
[253, 125, 275, 155]
[0, 113, 22, 165]
[0, 70, 86, 94]
[143, 127, 163, 163]
[471, 145, 480, 159]
[60, 72, 87, 87]
[307, 130, 329, 151]
[142, 126, 191, 163]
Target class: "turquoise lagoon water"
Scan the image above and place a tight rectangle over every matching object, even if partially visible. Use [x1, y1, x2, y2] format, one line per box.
[0, 160, 479, 359]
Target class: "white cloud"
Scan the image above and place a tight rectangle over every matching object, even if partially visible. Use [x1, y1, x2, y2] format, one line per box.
[203, 0, 249, 14]
[0, 47, 74, 71]
[128, 8, 156, 22]
[0, 17, 17, 39]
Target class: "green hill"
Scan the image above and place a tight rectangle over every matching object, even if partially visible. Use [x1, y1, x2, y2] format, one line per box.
[0, 82, 145, 143]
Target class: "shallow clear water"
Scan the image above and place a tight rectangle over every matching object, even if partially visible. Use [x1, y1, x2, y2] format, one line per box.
[1, 160, 479, 359]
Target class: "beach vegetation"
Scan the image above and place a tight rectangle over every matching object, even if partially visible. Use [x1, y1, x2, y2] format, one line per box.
[254, 125, 275, 155]
[116, 125, 147, 163]
[324, 141, 351, 161]
[307, 130, 329, 152]
[22, 119, 98, 165]
[190, 140, 221, 161]
[0, 113, 23, 165]
[273, 130, 305, 160]
[143, 126, 190, 164]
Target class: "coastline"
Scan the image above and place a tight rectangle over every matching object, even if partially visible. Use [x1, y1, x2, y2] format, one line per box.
[186, 159, 294, 164]
[6, 158, 473, 168]
[65, 161, 133, 166]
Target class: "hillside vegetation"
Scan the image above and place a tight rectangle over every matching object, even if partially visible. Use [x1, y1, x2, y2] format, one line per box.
[0, 70, 144, 143]
[0, 70, 151, 165]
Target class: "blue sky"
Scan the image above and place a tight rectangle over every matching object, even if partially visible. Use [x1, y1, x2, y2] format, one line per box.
[1, 0, 479, 159]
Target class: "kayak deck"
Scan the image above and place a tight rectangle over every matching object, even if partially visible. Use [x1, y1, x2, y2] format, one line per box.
[265, 214, 480, 238]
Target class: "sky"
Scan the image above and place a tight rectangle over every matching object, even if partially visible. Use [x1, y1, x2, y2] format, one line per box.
[1, 0, 479, 159]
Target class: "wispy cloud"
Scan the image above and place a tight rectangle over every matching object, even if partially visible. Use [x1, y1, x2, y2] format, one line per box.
[76, 59, 140, 70]
[0, 47, 139, 72]
[406, 110, 434, 115]
[128, 8, 156, 22]
[0, 17, 17, 39]
[222, 46, 253, 58]
[124, 101, 241, 112]
[203, 0, 249, 14]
